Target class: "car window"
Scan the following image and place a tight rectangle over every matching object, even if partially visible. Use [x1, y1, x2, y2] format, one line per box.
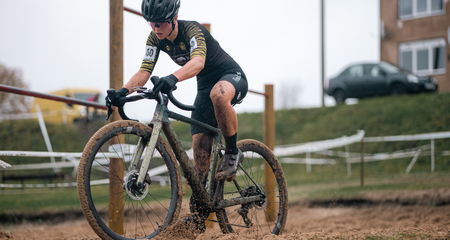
[370, 65, 382, 77]
[379, 62, 403, 74]
[337, 68, 349, 77]
[348, 65, 363, 78]
[363, 64, 374, 75]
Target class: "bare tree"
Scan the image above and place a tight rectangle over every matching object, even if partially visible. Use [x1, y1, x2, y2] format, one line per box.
[276, 79, 302, 109]
[0, 63, 30, 114]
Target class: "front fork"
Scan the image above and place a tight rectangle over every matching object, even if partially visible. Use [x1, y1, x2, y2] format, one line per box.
[126, 120, 163, 189]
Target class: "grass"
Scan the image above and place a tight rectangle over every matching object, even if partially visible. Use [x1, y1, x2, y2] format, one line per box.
[285, 165, 450, 202]
[0, 188, 80, 213]
[1, 163, 448, 215]
[1, 92, 450, 222]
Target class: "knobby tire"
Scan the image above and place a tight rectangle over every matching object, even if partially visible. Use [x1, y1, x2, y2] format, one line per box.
[215, 139, 289, 235]
[77, 120, 182, 240]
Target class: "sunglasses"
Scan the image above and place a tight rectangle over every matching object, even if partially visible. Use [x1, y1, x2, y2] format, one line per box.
[148, 21, 172, 29]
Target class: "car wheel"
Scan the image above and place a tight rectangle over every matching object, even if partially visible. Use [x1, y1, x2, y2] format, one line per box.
[333, 90, 346, 104]
[390, 83, 406, 95]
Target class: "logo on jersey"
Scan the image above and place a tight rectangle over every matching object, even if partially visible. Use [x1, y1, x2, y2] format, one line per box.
[190, 37, 198, 52]
[166, 45, 170, 51]
[236, 92, 242, 100]
[180, 42, 187, 51]
[143, 45, 157, 61]
[232, 71, 242, 83]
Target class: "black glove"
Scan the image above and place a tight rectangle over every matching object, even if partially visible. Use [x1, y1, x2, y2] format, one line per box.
[105, 87, 129, 107]
[152, 74, 178, 94]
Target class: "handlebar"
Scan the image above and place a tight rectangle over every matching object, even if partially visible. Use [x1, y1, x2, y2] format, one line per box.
[106, 86, 196, 122]
[167, 90, 196, 111]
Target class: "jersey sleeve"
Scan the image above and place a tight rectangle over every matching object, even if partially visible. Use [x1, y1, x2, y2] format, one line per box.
[185, 23, 207, 59]
[140, 32, 161, 74]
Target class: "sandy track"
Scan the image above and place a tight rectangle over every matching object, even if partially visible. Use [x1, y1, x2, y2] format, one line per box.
[2, 189, 450, 239]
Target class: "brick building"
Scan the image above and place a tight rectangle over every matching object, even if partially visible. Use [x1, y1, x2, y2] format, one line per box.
[380, 0, 449, 91]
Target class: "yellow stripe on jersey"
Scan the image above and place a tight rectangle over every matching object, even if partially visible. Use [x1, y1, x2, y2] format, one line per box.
[140, 33, 161, 74]
[139, 20, 231, 75]
[182, 22, 207, 59]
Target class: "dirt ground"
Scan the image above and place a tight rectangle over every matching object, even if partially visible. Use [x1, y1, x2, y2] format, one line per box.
[1, 189, 450, 240]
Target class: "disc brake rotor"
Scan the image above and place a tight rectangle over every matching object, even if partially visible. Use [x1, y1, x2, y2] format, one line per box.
[123, 170, 149, 200]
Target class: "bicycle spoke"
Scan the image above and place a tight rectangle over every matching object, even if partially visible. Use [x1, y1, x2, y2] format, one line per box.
[78, 121, 182, 240]
[216, 140, 288, 236]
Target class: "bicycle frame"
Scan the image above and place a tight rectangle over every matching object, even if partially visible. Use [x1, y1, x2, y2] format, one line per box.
[123, 92, 266, 213]
[125, 94, 222, 212]
[78, 88, 288, 239]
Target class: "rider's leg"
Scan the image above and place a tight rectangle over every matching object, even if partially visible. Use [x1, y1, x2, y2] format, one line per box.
[210, 81, 238, 153]
[210, 81, 244, 181]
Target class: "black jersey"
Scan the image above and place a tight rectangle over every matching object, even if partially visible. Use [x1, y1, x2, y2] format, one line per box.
[140, 20, 232, 78]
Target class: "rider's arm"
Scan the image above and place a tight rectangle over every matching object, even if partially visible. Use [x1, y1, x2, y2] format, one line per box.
[172, 56, 205, 82]
[123, 69, 151, 93]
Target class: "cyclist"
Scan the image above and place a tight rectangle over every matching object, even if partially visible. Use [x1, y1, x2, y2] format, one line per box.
[107, 0, 248, 198]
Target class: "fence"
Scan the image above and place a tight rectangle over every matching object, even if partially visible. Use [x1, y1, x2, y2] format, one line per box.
[2, 129, 450, 189]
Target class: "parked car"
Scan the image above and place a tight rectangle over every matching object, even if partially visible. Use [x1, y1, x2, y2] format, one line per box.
[327, 61, 438, 104]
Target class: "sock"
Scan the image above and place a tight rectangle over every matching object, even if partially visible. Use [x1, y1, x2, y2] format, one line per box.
[224, 133, 238, 154]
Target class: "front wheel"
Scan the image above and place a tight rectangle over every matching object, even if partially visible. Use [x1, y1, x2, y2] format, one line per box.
[77, 120, 182, 240]
[333, 90, 346, 104]
[390, 83, 406, 95]
[215, 139, 289, 235]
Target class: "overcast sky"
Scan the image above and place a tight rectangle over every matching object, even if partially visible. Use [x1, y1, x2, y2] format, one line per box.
[0, 0, 379, 121]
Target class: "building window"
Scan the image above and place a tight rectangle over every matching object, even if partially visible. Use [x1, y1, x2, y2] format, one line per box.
[401, 51, 413, 71]
[399, 0, 444, 20]
[399, 38, 446, 75]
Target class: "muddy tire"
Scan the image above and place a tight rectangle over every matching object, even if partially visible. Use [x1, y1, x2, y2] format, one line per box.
[215, 139, 289, 235]
[77, 120, 182, 240]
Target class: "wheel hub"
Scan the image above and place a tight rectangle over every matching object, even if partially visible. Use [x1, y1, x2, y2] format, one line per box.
[123, 170, 149, 200]
[241, 185, 267, 210]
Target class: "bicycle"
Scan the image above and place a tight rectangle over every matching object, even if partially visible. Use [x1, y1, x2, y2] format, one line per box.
[77, 82, 289, 239]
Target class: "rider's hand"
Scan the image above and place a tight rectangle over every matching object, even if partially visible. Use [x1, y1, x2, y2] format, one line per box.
[152, 74, 178, 94]
[105, 87, 129, 107]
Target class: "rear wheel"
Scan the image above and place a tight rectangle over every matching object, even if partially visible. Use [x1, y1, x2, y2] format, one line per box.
[215, 139, 289, 236]
[77, 120, 182, 240]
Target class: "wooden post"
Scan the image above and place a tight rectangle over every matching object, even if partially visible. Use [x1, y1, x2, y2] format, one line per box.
[200, 22, 215, 229]
[360, 138, 364, 187]
[109, 0, 124, 234]
[320, 0, 325, 107]
[263, 84, 276, 222]
[431, 139, 435, 173]
[201, 23, 211, 32]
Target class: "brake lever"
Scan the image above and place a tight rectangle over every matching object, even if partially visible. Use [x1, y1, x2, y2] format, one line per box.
[105, 89, 135, 121]
[105, 100, 113, 120]
[105, 89, 116, 120]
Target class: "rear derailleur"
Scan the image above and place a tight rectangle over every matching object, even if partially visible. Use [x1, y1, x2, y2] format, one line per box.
[237, 185, 267, 227]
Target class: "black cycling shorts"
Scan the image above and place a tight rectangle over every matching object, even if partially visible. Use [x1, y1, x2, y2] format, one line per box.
[190, 59, 248, 136]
